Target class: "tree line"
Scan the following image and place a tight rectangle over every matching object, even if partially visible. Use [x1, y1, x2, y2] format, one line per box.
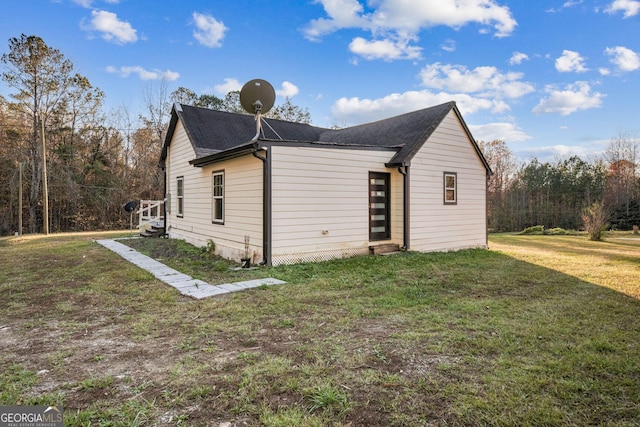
[480, 135, 640, 232]
[1, 34, 637, 236]
[0, 34, 309, 236]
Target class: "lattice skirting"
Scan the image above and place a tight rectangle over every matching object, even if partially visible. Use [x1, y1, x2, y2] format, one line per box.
[272, 247, 370, 266]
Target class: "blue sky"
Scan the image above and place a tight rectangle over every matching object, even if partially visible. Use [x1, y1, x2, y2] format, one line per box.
[1, 0, 639, 161]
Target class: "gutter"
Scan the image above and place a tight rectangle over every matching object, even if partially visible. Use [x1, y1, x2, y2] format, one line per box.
[398, 165, 410, 251]
[161, 163, 167, 236]
[252, 142, 272, 266]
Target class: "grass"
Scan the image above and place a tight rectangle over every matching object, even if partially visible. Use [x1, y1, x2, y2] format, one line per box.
[0, 231, 639, 426]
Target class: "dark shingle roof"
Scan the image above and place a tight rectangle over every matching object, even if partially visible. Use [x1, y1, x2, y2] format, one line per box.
[160, 101, 490, 172]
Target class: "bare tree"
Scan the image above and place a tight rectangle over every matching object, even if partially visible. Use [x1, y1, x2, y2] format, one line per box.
[1, 34, 76, 232]
[604, 131, 639, 228]
[268, 97, 311, 124]
[221, 90, 245, 114]
[478, 139, 517, 231]
[138, 80, 171, 201]
[141, 79, 170, 143]
[582, 201, 610, 241]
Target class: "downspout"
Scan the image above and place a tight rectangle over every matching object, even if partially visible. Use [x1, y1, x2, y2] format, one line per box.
[398, 165, 410, 251]
[162, 164, 167, 236]
[250, 114, 272, 266]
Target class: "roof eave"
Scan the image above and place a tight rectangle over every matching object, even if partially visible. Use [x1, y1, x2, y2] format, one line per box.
[386, 101, 455, 166]
[451, 104, 493, 175]
[189, 142, 257, 167]
[159, 103, 184, 168]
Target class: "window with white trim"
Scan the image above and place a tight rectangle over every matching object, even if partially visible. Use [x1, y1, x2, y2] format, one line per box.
[444, 172, 457, 205]
[176, 176, 184, 217]
[212, 171, 224, 223]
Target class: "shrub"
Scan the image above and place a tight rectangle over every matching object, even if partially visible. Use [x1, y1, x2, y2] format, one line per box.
[202, 239, 216, 257]
[520, 225, 573, 236]
[521, 225, 545, 235]
[545, 227, 571, 235]
[582, 202, 609, 241]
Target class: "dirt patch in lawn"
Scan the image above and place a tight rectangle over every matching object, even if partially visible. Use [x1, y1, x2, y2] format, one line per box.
[1, 238, 453, 426]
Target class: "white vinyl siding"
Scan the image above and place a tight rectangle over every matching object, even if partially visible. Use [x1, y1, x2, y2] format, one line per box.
[165, 121, 263, 262]
[410, 110, 487, 252]
[165, 107, 487, 265]
[270, 145, 402, 264]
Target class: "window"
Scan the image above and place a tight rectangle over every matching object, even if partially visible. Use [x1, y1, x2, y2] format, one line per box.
[444, 172, 457, 205]
[212, 171, 224, 223]
[176, 176, 184, 217]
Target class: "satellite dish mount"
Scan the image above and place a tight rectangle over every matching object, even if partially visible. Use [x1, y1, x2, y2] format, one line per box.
[240, 79, 275, 142]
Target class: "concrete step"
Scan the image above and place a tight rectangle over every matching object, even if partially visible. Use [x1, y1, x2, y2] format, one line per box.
[369, 243, 401, 255]
[140, 225, 165, 238]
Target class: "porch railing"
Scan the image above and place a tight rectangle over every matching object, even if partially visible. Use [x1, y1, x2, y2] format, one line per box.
[138, 199, 164, 229]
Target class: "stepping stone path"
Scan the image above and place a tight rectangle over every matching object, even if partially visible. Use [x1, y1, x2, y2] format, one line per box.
[96, 239, 285, 299]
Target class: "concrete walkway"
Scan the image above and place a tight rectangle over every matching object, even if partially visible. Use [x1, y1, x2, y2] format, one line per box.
[96, 239, 285, 299]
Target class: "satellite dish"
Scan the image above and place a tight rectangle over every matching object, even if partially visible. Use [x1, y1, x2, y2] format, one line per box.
[124, 200, 137, 213]
[240, 79, 275, 115]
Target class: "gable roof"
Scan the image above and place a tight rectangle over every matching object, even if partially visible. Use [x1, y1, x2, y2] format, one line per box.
[160, 101, 491, 173]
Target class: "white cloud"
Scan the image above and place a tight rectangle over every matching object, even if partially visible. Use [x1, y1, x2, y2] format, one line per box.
[440, 39, 456, 52]
[277, 81, 299, 98]
[85, 10, 137, 44]
[304, 0, 516, 60]
[516, 144, 605, 162]
[605, 0, 640, 17]
[605, 46, 640, 71]
[331, 89, 509, 125]
[348, 37, 421, 60]
[469, 122, 532, 143]
[419, 63, 535, 99]
[303, 0, 368, 41]
[546, 0, 584, 13]
[599, 67, 612, 75]
[214, 78, 242, 95]
[532, 81, 604, 115]
[73, 0, 120, 5]
[213, 78, 298, 97]
[372, 0, 516, 37]
[555, 50, 588, 73]
[509, 52, 529, 65]
[106, 65, 179, 81]
[192, 12, 228, 48]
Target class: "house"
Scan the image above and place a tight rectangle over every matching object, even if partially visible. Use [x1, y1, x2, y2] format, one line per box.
[159, 101, 492, 266]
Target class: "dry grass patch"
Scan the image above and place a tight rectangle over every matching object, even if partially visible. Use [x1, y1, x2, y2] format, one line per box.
[489, 232, 640, 299]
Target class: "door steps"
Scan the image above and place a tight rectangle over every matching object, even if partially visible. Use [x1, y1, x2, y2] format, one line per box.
[369, 243, 401, 255]
[140, 220, 165, 238]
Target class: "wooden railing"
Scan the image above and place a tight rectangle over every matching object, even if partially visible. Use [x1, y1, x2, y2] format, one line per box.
[138, 200, 164, 229]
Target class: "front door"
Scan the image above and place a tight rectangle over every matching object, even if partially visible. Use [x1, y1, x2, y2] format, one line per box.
[369, 172, 390, 241]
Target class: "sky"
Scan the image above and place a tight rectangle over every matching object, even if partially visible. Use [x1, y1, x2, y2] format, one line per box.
[0, 0, 639, 162]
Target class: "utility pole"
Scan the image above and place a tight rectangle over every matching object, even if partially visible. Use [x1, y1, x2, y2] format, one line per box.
[40, 111, 49, 235]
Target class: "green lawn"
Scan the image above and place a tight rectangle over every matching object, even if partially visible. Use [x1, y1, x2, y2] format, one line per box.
[1, 231, 639, 426]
